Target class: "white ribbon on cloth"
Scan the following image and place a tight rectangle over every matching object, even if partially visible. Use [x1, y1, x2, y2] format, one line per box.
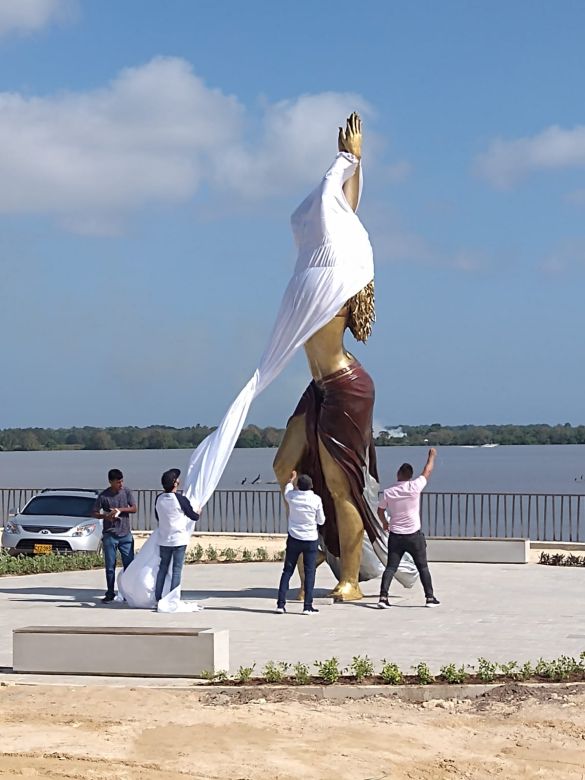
[118, 152, 416, 608]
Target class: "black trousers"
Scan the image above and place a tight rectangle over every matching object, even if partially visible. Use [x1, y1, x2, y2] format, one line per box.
[380, 530, 434, 599]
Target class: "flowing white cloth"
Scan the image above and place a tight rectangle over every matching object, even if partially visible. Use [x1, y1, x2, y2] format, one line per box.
[118, 152, 375, 608]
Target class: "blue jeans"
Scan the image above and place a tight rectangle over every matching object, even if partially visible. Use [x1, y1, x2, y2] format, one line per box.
[103, 532, 134, 597]
[277, 535, 318, 610]
[155, 545, 187, 602]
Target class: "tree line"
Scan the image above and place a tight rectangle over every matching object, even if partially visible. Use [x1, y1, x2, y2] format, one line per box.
[0, 423, 585, 451]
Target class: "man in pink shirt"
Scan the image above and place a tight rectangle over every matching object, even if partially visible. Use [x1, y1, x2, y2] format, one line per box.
[377, 448, 440, 608]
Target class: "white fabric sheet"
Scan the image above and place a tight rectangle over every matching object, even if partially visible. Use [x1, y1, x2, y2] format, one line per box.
[118, 152, 376, 609]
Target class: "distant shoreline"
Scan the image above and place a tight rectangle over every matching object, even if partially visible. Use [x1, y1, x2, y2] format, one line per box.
[1, 423, 585, 451]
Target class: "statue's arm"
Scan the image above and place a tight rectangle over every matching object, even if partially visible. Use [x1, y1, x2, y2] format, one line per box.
[338, 112, 362, 212]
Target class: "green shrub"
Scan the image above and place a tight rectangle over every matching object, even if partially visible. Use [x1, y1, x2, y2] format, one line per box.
[205, 545, 218, 561]
[315, 657, 342, 685]
[0, 551, 103, 577]
[201, 668, 229, 681]
[413, 662, 434, 685]
[262, 661, 288, 683]
[255, 547, 269, 561]
[350, 655, 375, 682]
[517, 661, 534, 681]
[439, 663, 468, 684]
[188, 544, 204, 562]
[273, 549, 286, 562]
[242, 548, 253, 562]
[236, 664, 255, 683]
[222, 547, 237, 562]
[292, 662, 311, 685]
[380, 660, 403, 685]
[534, 658, 552, 678]
[498, 661, 519, 678]
[477, 657, 498, 683]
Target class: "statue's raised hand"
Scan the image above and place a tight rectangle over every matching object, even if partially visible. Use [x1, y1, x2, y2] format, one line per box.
[338, 112, 362, 159]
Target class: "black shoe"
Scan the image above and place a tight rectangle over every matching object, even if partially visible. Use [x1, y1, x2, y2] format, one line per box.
[302, 606, 319, 615]
[275, 606, 286, 614]
[426, 596, 440, 607]
[377, 597, 391, 609]
[101, 594, 115, 603]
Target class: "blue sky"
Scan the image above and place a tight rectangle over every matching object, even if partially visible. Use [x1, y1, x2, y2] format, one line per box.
[0, 0, 584, 430]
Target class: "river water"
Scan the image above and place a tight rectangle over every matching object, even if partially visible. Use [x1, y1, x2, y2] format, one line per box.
[1, 445, 585, 494]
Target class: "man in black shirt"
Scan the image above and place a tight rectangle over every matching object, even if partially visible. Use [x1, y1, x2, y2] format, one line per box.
[93, 468, 137, 602]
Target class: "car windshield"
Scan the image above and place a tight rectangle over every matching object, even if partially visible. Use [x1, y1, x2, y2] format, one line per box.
[22, 495, 96, 518]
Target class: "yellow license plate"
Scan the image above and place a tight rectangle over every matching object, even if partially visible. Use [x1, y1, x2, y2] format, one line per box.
[33, 543, 53, 555]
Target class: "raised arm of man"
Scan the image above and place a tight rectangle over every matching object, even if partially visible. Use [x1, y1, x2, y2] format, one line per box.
[421, 448, 437, 481]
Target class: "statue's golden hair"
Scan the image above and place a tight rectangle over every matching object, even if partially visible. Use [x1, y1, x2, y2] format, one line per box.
[347, 280, 375, 342]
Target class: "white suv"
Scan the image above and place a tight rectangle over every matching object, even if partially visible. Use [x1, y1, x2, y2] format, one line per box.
[1, 489, 102, 555]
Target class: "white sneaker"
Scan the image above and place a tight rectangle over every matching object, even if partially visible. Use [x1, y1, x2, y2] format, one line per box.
[275, 606, 286, 614]
[302, 607, 319, 615]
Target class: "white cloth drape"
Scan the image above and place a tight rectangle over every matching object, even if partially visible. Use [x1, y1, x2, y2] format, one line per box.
[118, 152, 374, 608]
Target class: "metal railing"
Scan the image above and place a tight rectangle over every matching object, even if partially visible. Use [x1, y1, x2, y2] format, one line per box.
[1, 488, 584, 542]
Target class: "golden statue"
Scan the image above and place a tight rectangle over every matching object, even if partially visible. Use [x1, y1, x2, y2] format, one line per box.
[273, 112, 379, 601]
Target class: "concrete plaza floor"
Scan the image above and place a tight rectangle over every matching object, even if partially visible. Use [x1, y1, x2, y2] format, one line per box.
[0, 560, 583, 680]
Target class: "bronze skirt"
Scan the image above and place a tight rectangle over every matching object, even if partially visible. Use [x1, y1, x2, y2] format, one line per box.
[289, 361, 379, 558]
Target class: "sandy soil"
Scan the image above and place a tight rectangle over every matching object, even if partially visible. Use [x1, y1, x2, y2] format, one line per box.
[0, 684, 584, 779]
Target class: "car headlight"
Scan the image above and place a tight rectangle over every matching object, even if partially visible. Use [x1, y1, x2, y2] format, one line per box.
[4, 520, 20, 534]
[72, 522, 98, 537]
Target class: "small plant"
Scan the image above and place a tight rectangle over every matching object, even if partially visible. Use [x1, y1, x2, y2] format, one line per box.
[242, 548, 253, 562]
[413, 662, 434, 685]
[498, 661, 519, 678]
[190, 543, 204, 562]
[350, 655, 375, 682]
[255, 547, 269, 561]
[439, 663, 468, 684]
[380, 660, 403, 685]
[236, 664, 255, 683]
[292, 662, 311, 685]
[200, 668, 229, 682]
[477, 657, 498, 683]
[222, 547, 237, 562]
[262, 661, 289, 683]
[315, 657, 342, 685]
[517, 661, 534, 681]
[534, 657, 552, 678]
[273, 549, 286, 562]
[205, 545, 218, 561]
[549, 655, 579, 681]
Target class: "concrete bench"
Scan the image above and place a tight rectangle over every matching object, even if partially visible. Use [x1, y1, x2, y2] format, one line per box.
[427, 537, 529, 564]
[13, 626, 229, 677]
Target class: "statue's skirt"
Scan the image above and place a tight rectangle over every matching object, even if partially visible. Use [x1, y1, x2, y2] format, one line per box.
[289, 360, 379, 558]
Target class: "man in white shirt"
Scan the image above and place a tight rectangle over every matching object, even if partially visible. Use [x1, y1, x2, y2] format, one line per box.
[154, 468, 200, 604]
[276, 470, 325, 615]
[377, 449, 440, 609]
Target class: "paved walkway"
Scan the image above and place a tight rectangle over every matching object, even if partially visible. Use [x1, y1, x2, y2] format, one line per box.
[0, 561, 583, 680]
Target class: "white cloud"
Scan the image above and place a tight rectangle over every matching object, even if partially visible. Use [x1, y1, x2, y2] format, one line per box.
[0, 0, 77, 37]
[364, 204, 484, 271]
[0, 57, 372, 233]
[476, 125, 585, 188]
[540, 239, 585, 274]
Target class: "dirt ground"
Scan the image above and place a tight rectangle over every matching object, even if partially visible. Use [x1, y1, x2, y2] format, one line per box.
[0, 684, 584, 779]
